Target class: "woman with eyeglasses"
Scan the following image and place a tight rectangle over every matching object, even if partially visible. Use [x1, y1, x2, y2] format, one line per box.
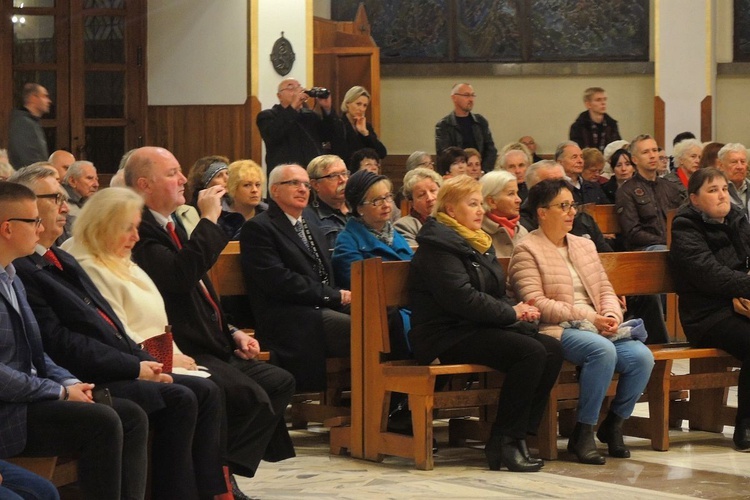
[508, 179, 654, 465]
[331, 86, 387, 172]
[332, 169, 412, 290]
[409, 175, 563, 472]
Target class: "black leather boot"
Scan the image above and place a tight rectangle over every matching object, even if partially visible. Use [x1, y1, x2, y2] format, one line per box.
[567, 422, 606, 465]
[485, 433, 542, 472]
[597, 411, 631, 458]
[517, 438, 544, 467]
[733, 418, 750, 451]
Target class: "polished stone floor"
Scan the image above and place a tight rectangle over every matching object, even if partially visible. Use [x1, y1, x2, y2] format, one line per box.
[238, 361, 750, 499]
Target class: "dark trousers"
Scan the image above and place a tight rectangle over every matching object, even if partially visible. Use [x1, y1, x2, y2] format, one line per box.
[696, 314, 750, 421]
[321, 307, 351, 358]
[438, 329, 564, 438]
[194, 355, 296, 477]
[21, 398, 148, 500]
[627, 294, 670, 344]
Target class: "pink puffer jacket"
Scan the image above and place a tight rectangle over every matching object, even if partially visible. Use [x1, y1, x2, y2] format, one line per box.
[508, 229, 623, 339]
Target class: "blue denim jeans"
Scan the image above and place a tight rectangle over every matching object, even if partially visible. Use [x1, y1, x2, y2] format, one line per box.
[560, 328, 655, 425]
[0, 460, 59, 500]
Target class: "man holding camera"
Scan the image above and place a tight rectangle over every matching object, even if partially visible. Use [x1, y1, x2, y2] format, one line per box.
[257, 78, 335, 174]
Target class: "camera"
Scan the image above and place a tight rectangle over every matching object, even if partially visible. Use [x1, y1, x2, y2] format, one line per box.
[304, 87, 331, 99]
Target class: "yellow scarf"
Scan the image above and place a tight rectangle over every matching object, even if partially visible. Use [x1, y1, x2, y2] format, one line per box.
[436, 212, 493, 254]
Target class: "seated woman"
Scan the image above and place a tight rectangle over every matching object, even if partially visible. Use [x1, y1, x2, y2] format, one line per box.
[405, 150, 434, 171]
[393, 167, 442, 246]
[664, 138, 702, 192]
[464, 147, 483, 180]
[409, 175, 564, 472]
[186, 155, 230, 210]
[436, 147, 468, 179]
[222, 159, 268, 239]
[479, 170, 528, 257]
[509, 179, 654, 465]
[669, 167, 750, 451]
[350, 148, 381, 174]
[332, 169, 412, 289]
[602, 149, 634, 203]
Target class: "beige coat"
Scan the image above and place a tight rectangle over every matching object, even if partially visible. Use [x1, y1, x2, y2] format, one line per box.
[481, 216, 528, 258]
[508, 229, 623, 339]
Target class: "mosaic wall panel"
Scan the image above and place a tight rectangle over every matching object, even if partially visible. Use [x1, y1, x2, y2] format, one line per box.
[735, 0, 750, 61]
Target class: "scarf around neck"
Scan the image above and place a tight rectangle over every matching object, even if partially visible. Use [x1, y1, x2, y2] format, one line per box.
[436, 212, 492, 254]
[486, 212, 519, 238]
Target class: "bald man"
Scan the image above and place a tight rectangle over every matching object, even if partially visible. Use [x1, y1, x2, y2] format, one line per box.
[256, 77, 335, 174]
[48, 150, 75, 179]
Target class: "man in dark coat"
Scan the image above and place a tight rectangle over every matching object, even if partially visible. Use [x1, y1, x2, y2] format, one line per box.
[240, 164, 351, 392]
[8, 83, 51, 168]
[10, 165, 227, 499]
[569, 87, 621, 153]
[125, 146, 296, 480]
[256, 77, 335, 175]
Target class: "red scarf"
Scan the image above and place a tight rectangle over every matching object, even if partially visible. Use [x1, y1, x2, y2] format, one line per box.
[486, 212, 519, 238]
[677, 168, 689, 187]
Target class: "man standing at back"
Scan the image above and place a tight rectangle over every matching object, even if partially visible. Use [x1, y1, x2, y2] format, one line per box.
[569, 87, 621, 153]
[616, 134, 685, 250]
[125, 146, 296, 482]
[435, 83, 497, 173]
[8, 83, 51, 168]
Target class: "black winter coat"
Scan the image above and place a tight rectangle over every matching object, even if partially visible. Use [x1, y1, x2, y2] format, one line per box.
[408, 218, 519, 365]
[669, 204, 750, 343]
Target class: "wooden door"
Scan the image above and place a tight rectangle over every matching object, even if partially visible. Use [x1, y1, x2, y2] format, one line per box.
[0, 0, 145, 173]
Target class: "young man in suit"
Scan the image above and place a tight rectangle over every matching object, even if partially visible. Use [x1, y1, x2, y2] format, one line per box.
[11, 165, 228, 499]
[0, 181, 148, 500]
[124, 147, 296, 486]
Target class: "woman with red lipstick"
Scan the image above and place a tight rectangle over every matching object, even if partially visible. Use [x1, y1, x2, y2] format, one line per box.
[408, 175, 563, 472]
[669, 167, 750, 451]
[480, 170, 528, 257]
[509, 179, 654, 465]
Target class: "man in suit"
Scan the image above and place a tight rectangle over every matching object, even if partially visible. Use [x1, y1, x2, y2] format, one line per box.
[240, 164, 352, 392]
[11, 165, 228, 499]
[0, 181, 148, 500]
[124, 146, 296, 481]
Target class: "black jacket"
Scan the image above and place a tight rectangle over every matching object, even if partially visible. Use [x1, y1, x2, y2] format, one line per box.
[669, 204, 750, 343]
[240, 200, 344, 391]
[256, 104, 334, 172]
[602, 176, 619, 204]
[408, 218, 518, 365]
[331, 116, 387, 171]
[435, 112, 497, 172]
[571, 178, 609, 205]
[569, 111, 621, 152]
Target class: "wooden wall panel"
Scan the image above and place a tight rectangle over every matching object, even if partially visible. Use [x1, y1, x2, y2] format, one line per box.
[146, 101, 254, 172]
[654, 96, 665, 149]
[700, 95, 712, 142]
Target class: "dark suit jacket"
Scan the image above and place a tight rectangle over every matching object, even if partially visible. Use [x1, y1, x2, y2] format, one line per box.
[0, 271, 75, 458]
[131, 209, 235, 361]
[14, 249, 168, 414]
[239, 199, 344, 391]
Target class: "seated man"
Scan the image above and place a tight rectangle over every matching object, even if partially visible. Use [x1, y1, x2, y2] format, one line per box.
[125, 146, 296, 479]
[0, 181, 148, 500]
[616, 134, 686, 251]
[555, 141, 609, 205]
[47, 150, 74, 180]
[306, 155, 351, 251]
[61, 160, 99, 216]
[240, 164, 352, 392]
[718, 143, 750, 219]
[11, 166, 228, 499]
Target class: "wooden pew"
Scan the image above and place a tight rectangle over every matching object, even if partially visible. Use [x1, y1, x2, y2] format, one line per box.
[349, 251, 739, 469]
[582, 203, 621, 236]
[207, 241, 351, 442]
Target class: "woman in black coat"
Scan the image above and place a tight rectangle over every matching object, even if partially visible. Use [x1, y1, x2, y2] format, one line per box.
[331, 86, 387, 171]
[408, 175, 563, 472]
[669, 167, 750, 451]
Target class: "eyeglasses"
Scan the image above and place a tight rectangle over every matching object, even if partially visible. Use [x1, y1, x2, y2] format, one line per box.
[417, 161, 435, 168]
[360, 193, 394, 207]
[277, 179, 311, 190]
[6, 217, 43, 228]
[313, 171, 349, 181]
[359, 161, 380, 169]
[543, 201, 579, 214]
[453, 93, 477, 98]
[36, 192, 67, 205]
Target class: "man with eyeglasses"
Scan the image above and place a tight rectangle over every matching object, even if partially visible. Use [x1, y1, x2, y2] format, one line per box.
[616, 134, 685, 251]
[257, 77, 335, 176]
[435, 82, 497, 173]
[124, 147, 296, 496]
[306, 155, 352, 251]
[240, 163, 352, 393]
[0, 179, 149, 499]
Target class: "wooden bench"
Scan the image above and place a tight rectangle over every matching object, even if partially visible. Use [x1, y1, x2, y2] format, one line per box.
[582, 203, 621, 236]
[207, 241, 351, 436]
[347, 251, 739, 468]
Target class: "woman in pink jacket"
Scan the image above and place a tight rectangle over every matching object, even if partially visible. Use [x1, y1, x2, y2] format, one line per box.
[509, 179, 654, 465]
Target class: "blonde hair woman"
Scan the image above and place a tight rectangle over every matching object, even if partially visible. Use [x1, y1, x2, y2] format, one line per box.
[63, 187, 202, 374]
[331, 85, 387, 170]
[222, 159, 268, 239]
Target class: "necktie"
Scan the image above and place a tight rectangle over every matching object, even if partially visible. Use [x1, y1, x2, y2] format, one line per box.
[43, 249, 63, 271]
[165, 220, 224, 332]
[294, 220, 311, 250]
